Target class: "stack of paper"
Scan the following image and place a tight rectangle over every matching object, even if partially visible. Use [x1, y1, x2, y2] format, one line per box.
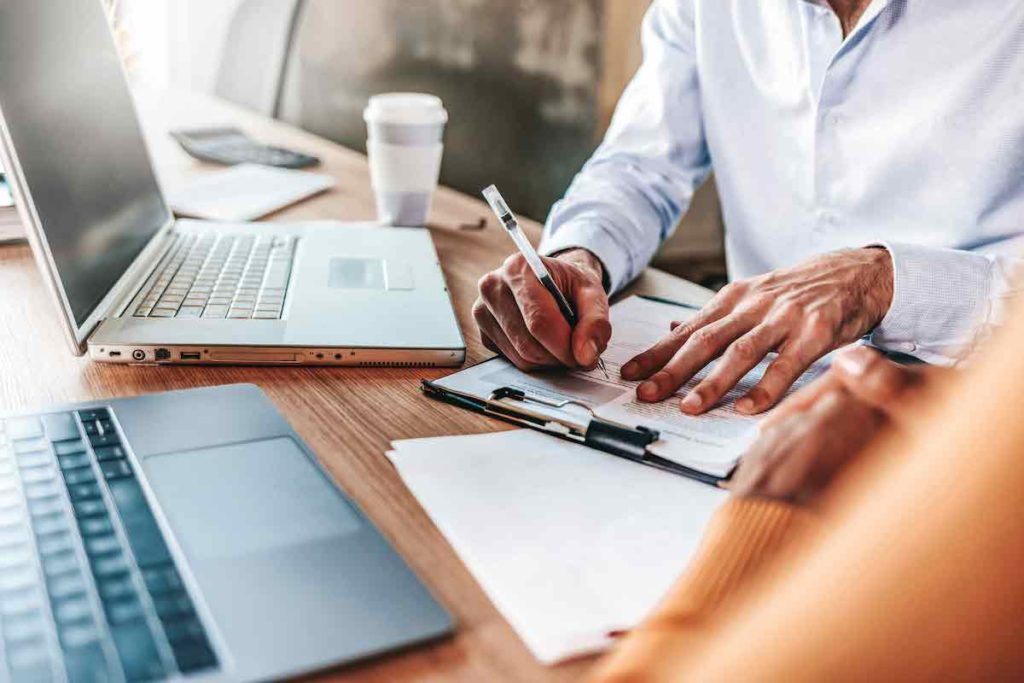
[166, 163, 334, 222]
[388, 429, 727, 664]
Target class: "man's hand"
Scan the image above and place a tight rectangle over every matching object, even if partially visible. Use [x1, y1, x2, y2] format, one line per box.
[621, 248, 894, 414]
[473, 248, 612, 371]
[730, 347, 944, 503]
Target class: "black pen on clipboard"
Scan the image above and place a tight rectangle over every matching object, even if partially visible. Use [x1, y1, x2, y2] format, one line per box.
[482, 184, 609, 378]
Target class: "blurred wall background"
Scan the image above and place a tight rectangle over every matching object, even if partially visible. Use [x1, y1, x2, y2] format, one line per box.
[119, 0, 725, 285]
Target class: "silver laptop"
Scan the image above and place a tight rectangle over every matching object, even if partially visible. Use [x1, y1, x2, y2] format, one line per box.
[0, 0, 465, 368]
[0, 383, 453, 682]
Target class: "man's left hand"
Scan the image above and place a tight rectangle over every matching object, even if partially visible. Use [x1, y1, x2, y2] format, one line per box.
[620, 248, 894, 414]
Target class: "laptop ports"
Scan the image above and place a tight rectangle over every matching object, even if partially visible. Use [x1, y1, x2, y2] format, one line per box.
[154, 348, 171, 361]
[180, 351, 201, 361]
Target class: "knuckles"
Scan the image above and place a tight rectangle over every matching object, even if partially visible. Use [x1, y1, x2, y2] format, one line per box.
[477, 271, 504, 301]
[729, 335, 760, 362]
[502, 252, 530, 274]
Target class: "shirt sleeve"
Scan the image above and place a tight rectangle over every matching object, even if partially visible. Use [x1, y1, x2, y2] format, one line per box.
[539, 0, 712, 294]
[870, 239, 1024, 365]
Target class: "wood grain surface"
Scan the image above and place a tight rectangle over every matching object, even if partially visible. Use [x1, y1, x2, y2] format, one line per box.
[0, 87, 712, 682]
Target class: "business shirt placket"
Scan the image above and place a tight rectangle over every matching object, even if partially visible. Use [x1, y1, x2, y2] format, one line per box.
[808, 0, 892, 237]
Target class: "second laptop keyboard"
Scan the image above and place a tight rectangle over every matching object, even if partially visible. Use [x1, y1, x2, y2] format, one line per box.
[132, 232, 295, 320]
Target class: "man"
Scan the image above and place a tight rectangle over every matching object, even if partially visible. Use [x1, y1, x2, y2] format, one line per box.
[474, 0, 1024, 415]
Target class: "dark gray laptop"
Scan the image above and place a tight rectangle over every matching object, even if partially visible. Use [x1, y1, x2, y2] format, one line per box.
[0, 384, 452, 682]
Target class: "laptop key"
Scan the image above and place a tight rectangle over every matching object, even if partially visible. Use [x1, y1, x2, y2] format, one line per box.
[93, 445, 125, 462]
[110, 620, 165, 681]
[64, 467, 97, 488]
[100, 460, 133, 480]
[202, 305, 229, 319]
[62, 641, 111, 683]
[41, 413, 79, 442]
[88, 432, 118, 448]
[142, 566, 183, 595]
[68, 481, 102, 502]
[73, 498, 107, 519]
[172, 638, 217, 674]
[14, 437, 49, 454]
[55, 439, 87, 456]
[6, 417, 44, 440]
[78, 515, 114, 537]
[58, 452, 92, 470]
[106, 596, 146, 625]
[175, 307, 204, 319]
[76, 409, 110, 422]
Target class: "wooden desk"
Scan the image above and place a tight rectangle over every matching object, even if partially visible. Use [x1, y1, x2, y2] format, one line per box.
[0, 88, 712, 682]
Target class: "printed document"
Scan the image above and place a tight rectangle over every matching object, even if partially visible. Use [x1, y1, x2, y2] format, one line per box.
[435, 295, 828, 476]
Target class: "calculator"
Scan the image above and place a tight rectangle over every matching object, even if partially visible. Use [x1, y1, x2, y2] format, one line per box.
[170, 127, 320, 169]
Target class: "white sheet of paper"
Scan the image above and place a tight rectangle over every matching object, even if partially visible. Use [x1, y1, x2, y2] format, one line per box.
[435, 296, 828, 476]
[388, 429, 727, 664]
[167, 163, 334, 222]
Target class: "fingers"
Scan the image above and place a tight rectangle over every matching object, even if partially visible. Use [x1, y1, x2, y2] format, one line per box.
[474, 252, 612, 372]
[476, 263, 571, 369]
[472, 298, 550, 370]
[833, 346, 911, 403]
[759, 371, 842, 430]
[831, 346, 931, 422]
[731, 390, 882, 503]
[567, 275, 612, 368]
[679, 324, 784, 415]
[635, 314, 757, 402]
[504, 265, 577, 367]
[620, 294, 737, 381]
[736, 336, 830, 414]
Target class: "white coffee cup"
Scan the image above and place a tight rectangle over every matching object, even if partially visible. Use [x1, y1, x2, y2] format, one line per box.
[364, 93, 447, 227]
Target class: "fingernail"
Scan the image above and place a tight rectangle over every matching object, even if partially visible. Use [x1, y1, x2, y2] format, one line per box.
[579, 340, 598, 366]
[621, 360, 639, 378]
[835, 347, 873, 377]
[681, 392, 703, 412]
[736, 397, 756, 414]
[638, 380, 659, 401]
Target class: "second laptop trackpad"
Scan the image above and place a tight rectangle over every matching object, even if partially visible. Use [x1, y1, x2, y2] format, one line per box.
[143, 437, 363, 560]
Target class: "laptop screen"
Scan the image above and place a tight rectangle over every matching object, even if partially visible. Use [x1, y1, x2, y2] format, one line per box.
[0, 0, 171, 327]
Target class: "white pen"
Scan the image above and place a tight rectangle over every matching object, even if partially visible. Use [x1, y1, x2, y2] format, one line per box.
[482, 184, 608, 378]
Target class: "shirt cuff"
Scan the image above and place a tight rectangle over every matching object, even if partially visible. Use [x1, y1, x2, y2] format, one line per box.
[870, 242, 993, 365]
[539, 219, 635, 294]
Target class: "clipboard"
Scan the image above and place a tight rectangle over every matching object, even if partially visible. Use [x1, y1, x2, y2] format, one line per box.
[421, 296, 731, 488]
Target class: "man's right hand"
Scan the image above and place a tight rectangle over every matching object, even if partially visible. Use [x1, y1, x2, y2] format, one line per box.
[473, 248, 612, 371]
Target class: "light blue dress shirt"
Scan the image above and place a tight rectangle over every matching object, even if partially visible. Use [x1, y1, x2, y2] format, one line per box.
[541, 0, 1024, 364]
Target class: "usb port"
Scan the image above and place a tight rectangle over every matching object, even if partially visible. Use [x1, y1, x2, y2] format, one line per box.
[180, 352, 201, 361]
[108, 351, 122, 358]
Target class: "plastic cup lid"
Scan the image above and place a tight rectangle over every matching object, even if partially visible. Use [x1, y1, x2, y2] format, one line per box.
[364, 93, 448, 126]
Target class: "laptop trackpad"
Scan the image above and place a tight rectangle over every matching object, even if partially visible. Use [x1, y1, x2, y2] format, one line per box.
[143, 437, 362, 560]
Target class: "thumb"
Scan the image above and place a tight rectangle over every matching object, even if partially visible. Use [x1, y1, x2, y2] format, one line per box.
[832, 347, 919, 417]
[567, 277, 611, 367]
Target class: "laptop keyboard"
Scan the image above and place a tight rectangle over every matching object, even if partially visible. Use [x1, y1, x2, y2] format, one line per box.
[132, 232, 296, 320]
[0, 409, 217, 682]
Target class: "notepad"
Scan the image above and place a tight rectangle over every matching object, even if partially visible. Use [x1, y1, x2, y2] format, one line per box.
[167, 163, 334, 222]
[388, 429, 727, 664]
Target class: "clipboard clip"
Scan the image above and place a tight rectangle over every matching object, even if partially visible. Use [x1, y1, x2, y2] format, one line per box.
[488, 386, 661, 461]
[422, 379, 725, 487]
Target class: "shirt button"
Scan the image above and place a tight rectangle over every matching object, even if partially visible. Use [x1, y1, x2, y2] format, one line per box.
[816, 209, 839, 228]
